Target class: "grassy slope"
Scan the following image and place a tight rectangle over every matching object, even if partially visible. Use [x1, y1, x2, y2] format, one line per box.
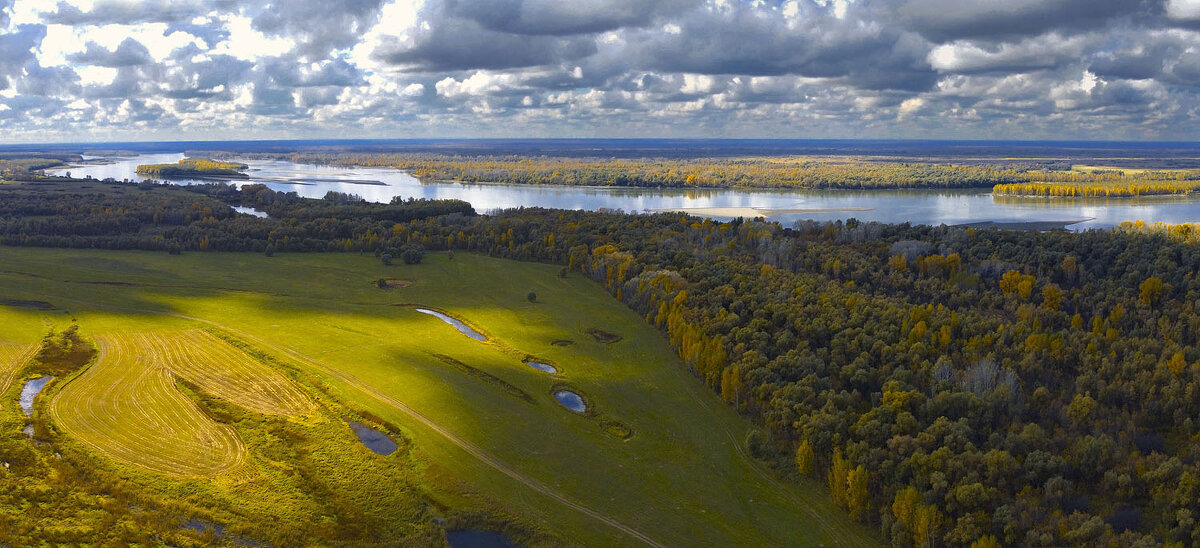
[0, 247, 874, 546]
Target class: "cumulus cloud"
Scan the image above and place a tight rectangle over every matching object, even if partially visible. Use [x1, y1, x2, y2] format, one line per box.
[68, 38, 154, 67]
[40, 0, 212, 26]
[1166, 0, 1200, 20]
[0, 0, 1194, 140]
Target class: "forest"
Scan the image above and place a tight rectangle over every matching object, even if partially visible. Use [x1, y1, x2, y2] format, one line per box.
[5, 177, 1200, 546]
[135, 158, 251, 179]
[993, 168, 1200, 197]
[201, 152, 1044, 189]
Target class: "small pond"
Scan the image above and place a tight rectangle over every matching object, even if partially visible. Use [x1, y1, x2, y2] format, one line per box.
[553, 390, 587, 413]
[349, 421, 398, 455]
[526, 361, 557, 374]
[19, 376, 52, 416]
[415, 308, 487, 341]
[447, 530, 519, 548]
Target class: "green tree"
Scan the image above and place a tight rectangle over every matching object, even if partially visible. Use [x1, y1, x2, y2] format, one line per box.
[795, 439, 814, 476]
[828, 448, 850, 508]
[847, 465, 869, 520]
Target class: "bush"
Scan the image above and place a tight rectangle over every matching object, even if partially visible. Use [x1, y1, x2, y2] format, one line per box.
[401, 245, 424, 265]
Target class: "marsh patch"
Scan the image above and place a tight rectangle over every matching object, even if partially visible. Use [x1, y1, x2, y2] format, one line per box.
[431, 353, 534, 404]
[1, 299, 54, 310]
[376, 278, 412, 289]
[600, 419, 633, 440]
[550, 339, 574, 347]
[446, 530, 518, 548]
[64, 257, 173, 278]
[586, 328, 622, 343]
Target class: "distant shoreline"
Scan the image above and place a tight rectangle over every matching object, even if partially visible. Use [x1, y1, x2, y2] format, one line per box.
[648, 206, 873, 217]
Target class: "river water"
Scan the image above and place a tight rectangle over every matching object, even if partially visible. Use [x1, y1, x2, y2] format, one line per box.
[50, 153, 1200, 230]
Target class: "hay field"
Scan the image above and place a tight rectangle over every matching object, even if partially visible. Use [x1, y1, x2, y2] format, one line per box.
[157, 330, 314, 416]
[51, 333, 248, 476]
[0, 342, 38, 395]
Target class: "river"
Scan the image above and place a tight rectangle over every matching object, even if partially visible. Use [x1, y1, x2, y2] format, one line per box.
[50, 153, 1200, 230]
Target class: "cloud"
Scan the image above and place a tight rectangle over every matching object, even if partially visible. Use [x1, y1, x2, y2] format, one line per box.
[249, 0, 386, 59]
[40, 0, 213, 26]
[0, 0, 1196, 140]
[1166, 0, 1200, 20]
[928, 34, 1091, 73]
[67, 38, 154, 67]
[892, 0, 1139, 41]
[444, 0, 699, 36]
[370, 14, 597, 71]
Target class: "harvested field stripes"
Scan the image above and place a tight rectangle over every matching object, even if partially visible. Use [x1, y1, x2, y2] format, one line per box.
[0, 342, 38, 396]
[51, 334, 248, 476]
[157, 330, 314, 416]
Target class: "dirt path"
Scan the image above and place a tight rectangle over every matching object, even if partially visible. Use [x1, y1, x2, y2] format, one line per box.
[15, 289, 664, 547]
[206, 319, 664, 547]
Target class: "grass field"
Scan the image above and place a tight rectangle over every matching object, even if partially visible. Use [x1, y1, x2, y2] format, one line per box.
[0, 247, 875, 546]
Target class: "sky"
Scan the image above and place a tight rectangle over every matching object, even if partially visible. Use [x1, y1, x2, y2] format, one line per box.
[1, 0, 1199, 142]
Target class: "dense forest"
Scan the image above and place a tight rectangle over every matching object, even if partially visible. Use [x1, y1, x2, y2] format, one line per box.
[135, 158, 250, 179]
[7, 178, 1200, 545]
[993, 169, 1200, 197]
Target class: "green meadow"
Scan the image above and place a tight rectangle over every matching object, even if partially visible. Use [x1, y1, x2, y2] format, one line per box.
[0, 247, 872, 546]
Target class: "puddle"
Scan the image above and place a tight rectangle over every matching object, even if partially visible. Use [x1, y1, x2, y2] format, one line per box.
[526, 361, 557, 374]
[183, 519, 226, 536]
[349, 421, 398, 455]
[19, 376, 53, 416]
[446, 530, 519, 548]
[416, 308, 487, 341]
[553, 390, 587, 413]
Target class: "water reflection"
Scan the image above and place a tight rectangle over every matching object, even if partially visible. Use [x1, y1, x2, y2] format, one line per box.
[49, 153, 1200, 230]
[20, 376, 52, 416]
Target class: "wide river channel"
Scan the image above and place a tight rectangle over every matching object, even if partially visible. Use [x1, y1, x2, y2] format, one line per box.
[51, 153, 1200, 230]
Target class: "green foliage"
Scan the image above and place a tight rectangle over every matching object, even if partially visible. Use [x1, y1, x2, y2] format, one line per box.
[795, 439, 815, 476]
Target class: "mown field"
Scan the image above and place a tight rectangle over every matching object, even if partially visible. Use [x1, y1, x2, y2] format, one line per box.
[0, 247, 873, 546]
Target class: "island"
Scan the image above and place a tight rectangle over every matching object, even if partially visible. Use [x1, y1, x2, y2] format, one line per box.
[135, 157, 250, 179]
